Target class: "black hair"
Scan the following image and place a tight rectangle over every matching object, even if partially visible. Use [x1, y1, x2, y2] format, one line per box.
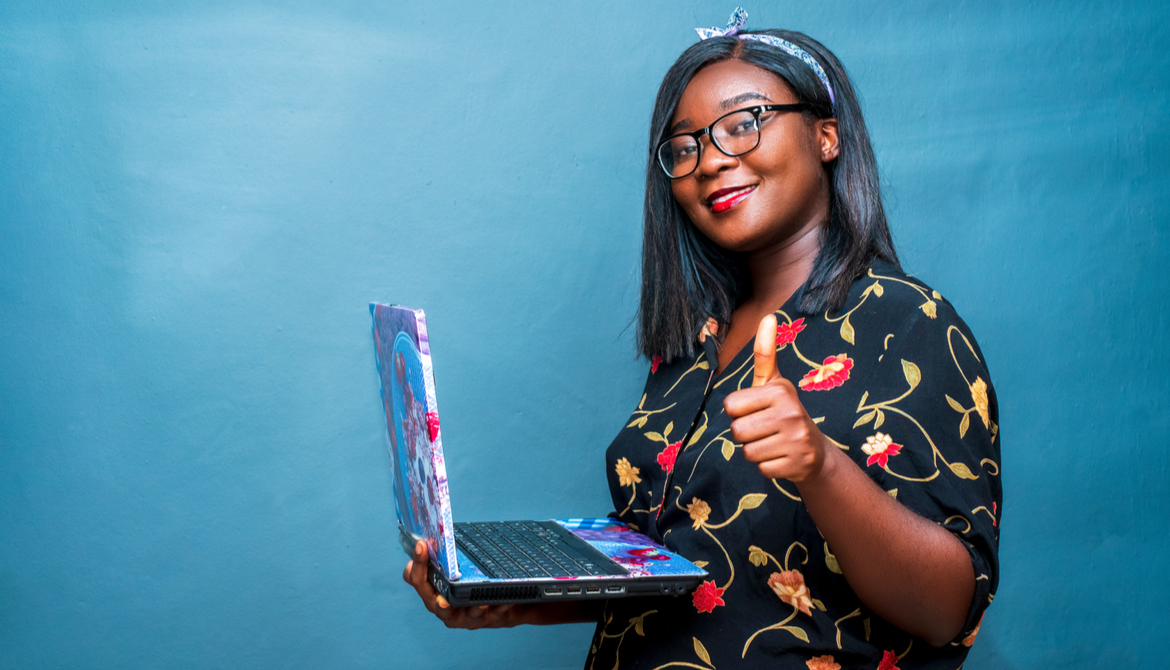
[637, 30, 899, 362]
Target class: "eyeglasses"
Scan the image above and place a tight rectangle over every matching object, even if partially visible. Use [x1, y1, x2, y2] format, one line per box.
[655, 104, 810, 179]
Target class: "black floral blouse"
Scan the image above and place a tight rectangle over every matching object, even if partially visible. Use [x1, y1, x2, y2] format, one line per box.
[586, 260, 1001, 670]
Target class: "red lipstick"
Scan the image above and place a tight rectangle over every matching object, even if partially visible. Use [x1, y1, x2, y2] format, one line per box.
[707, 185, 757, 213]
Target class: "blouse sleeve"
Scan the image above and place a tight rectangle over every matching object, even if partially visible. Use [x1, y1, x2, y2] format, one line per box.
[843, 303, 1002, 641]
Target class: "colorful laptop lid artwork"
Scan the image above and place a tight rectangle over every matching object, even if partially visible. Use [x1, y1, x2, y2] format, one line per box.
[372, 302, 707, 605]
[370, 303, 460, 580]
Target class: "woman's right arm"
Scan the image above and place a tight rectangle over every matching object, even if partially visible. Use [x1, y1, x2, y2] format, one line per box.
[402, 540, 603, 629]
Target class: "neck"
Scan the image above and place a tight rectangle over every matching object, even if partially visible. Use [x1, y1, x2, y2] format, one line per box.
[742, 220, 823, 312]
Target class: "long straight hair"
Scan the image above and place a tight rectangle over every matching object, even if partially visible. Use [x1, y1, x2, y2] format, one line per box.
[638, 30, 899, 362]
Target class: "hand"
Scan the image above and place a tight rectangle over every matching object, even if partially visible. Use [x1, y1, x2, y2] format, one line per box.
[724, 314, 829, 483]
[402, 540, 518, 629]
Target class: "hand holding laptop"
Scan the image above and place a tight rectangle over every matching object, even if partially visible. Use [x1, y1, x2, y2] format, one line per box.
[373, 304, 707, 618]
[402, 540, 600, 629]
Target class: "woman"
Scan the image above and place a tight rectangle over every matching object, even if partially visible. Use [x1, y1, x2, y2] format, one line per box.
[405, 10, 1000, 669]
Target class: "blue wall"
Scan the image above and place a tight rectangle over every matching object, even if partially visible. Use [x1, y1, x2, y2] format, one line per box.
[1, 2, 1166, 668]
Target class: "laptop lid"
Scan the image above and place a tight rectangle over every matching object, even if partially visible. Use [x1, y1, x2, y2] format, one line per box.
[371, 303, 461, 580]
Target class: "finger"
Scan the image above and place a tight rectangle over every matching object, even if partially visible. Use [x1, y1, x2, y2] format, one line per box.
[752, 314, 780, 388]
[723, 385, 772, 420]
[739, 432, 792, 464]
[757, 449, 818, 481]
[479, 604, 514, 628]
[409, 541, 430, 586]
[726, 374, 805, 420]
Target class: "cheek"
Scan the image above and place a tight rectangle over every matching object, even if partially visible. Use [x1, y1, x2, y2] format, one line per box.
[670, 181, 704, 218]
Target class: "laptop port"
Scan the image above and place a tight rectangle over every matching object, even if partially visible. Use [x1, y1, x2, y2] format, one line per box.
[585, 586, 601, 594]
[544, 587, 563, 596]
[606, 585, 624, 594]
[567, 586, 582, 595]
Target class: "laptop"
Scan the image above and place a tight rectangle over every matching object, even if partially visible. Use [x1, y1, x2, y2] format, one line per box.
[370, 303, 708, 606]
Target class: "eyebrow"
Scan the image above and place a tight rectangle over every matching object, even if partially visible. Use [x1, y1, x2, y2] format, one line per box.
[668, 91, 774, 135]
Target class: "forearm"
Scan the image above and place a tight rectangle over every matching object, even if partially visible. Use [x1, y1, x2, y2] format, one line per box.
[796, 443, 974, 646]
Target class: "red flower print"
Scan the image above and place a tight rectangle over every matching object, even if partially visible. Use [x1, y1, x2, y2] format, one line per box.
[878, 650, 900, 670]
[425, 412, 440, 442]
[776, 318, 806, 348]
[798, 354, 854, 391]
[651, 356, 663, 373]
[692, 580, 725, 613]
[806, 656, 841, 670]
[861, 432, 903, 468]
[962, 613, 984, 647]
[657, 441, 681, 473]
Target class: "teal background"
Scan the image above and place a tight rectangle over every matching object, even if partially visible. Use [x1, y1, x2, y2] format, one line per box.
[1, 1, 1166, 668]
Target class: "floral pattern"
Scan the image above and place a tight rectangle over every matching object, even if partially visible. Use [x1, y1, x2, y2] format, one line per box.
[768, 570, 814, 616]
[970, 377, 990, 428]
[686, 497, 710, 529]
[616, 458, 642, 487]
[588, 261, 1001, 670]
[862, 432, 903, 468]
[879, 650, 902, 670]
[806, 655, 842, 670]
[692, 580, 726, 614]
[776, 317, 806, 347]
[798, 354, 854, 391]
[961, 613, 983, 647]
[657, 441, 681, 473]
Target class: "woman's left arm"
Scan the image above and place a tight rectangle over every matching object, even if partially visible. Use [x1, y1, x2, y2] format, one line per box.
[725, 315, 983, 647]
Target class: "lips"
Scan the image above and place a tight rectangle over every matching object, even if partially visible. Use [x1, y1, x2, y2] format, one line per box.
[707, 185, 757, 213]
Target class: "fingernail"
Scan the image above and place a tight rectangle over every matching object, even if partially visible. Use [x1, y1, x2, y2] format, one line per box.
[437, 596, 449, 609]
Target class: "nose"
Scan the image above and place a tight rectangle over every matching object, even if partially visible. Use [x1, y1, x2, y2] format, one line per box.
[694, 135, 737, 178]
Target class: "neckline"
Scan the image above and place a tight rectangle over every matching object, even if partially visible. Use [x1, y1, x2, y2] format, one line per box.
[708, 288, 806, 387]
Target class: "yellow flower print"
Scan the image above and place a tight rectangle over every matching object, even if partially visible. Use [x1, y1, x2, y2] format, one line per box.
[768, 570, 814, 616]
[806, 656, 842, 670]
[920, 300, 938, 318]
[615, 458, 641, 487]
[686, 497, 710, 529]
[970, 376, 990, 429]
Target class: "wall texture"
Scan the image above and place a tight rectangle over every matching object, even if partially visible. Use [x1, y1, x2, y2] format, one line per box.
[1, 1, 1166, 668]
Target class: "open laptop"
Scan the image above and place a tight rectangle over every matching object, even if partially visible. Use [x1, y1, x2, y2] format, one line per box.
[371, 303, 707, 606]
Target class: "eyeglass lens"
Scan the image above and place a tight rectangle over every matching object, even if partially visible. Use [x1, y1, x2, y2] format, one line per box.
[658, 110, 761, 179]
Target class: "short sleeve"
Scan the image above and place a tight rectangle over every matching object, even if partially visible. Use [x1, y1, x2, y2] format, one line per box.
[845, 305, 1002, 641]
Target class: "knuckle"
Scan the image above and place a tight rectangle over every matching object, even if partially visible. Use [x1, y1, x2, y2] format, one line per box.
[729, 421, 745, 442]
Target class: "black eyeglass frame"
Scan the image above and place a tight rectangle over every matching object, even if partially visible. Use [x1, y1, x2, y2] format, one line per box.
[655, 103, 811, 179]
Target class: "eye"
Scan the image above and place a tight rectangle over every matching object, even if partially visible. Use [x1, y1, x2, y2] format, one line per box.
[728, 116, 759, 137]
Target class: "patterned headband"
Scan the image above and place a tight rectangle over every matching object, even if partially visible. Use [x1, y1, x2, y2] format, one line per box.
[695, 7, 836, 109]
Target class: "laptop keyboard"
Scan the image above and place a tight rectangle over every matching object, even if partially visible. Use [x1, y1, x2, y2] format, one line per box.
[454, 520, 615, 579]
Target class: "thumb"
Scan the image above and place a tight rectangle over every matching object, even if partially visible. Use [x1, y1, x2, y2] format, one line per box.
[752, 314, 781, 387]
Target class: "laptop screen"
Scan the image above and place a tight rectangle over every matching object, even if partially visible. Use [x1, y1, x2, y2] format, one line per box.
[371, 303, 461, 580]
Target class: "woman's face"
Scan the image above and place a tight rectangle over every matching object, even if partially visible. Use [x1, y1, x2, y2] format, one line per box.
[667, 59, 839, 256]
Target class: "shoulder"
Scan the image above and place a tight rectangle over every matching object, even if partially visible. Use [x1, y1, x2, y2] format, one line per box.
[847, 260, 949, 319]
[833, 260, 983, 357]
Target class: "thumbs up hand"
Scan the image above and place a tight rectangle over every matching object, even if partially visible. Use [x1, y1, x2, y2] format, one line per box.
[724, 314, 829, 484]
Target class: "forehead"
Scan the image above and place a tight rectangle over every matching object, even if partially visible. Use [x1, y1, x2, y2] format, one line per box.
[672, 60, 795, 125]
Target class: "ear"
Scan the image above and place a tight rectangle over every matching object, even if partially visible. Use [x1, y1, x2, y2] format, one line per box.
[817, 118, 840, 163]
